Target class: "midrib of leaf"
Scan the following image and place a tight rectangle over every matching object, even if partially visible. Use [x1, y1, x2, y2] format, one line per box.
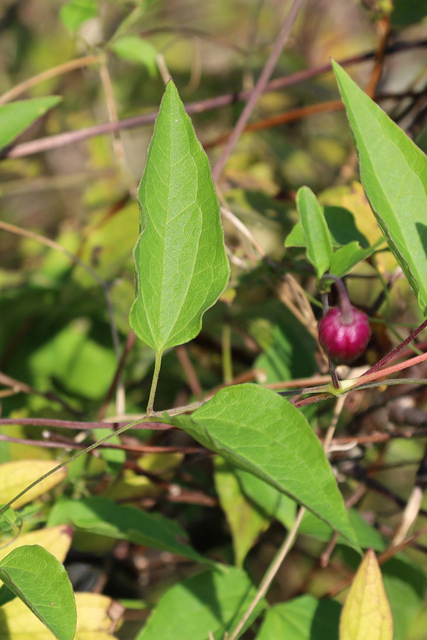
[156, 112, 202, 348]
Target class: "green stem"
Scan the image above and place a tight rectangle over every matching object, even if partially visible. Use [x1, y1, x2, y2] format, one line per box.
[147, 351, 163, 414]
[222, 324, 233, 384]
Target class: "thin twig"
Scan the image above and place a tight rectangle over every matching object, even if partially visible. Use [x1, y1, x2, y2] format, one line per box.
[5, 40, 425, 160]
[0, 55, 99, 104]
[227, 506, 307, 640]
[0, 418, 172, 430]
[0, 370, 82, 417]
[212, 0, 306, 182]
[0, 434, 200, 454]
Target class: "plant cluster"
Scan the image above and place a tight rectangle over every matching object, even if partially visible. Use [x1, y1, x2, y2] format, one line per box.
[0, 1, 427, 640]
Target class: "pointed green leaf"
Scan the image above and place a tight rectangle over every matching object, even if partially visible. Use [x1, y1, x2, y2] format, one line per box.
[296, 186, 333, 278]
[130, 80, 230, 352]
[172, 385, 360, 551]
[333, 60, 427, 314]
[0, 545, 76, 640]
[135, 567, 265, 640]
[330, 238, 383, 278]
[255, 596, 341, 640]
[47, 496, 211, 565]
[0, 97, 62, 151]
[286, 205, 369, 249]
[340, 549, 393, 640]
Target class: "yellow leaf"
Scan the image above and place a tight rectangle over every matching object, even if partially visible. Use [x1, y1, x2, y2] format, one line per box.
[0, 593, 123, 640]
[0, 460, 66, 509]
[0, 525, 72, 564]
[340, 549, 393, 640]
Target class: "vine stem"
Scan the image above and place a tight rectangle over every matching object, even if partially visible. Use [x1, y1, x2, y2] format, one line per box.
[147, 351, 163, 414]
[227, 506, 306, 640]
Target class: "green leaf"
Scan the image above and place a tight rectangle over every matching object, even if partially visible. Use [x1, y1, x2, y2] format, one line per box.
[60, 0, 97, 31]
[296, 186, 333, 278]
[286, 206, 369, 249]
[0, 545, 76, 640]
[0, 584, 16, 607]
[333, 60, 427, 314]
[0, 97, 62, 151]
[340, 549, 393, 640]
[111, 36, 158, 77]
[47, 496, 211, 565]
[382, 556, 427, 640]
[255, 595, 341, 640]
[233, 467, 296, 530]
[330, 238, 384, 278]
[214, 458, 270, 567]
[254, 306, 317, 383]
[135, 567, 265, 640]
[299, 509, 387, 551]
[391, 0, 427, 27]
[172, 385, 360, 551]
[130, 80, 230, 352]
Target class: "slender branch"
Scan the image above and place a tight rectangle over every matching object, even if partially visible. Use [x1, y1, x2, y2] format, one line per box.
[0, 417, 172, 430]
[212, 0, 306, 182]
[4, 40, 426, 160]
[0, 370, 82, 417]
[0, 54, 99, 105]
[0, 434, 200, 454]
[0, 413, 155, 516]
[98, 331, 137, 421]
[362, 317, 427, 377]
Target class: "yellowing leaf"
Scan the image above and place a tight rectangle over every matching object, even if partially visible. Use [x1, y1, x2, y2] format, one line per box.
[106, 453, 182, 501]
[0, 460, 66, 509]
[214, 457, 270, 567]
[0, 593, 123, 640]
[0, 525, 72, 565]
[340, 549, 393, 640]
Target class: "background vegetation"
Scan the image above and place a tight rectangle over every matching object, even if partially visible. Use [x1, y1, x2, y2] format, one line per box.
[1, 0, 427, 638]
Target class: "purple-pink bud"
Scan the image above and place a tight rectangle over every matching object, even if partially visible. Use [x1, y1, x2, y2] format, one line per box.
[318, 306, 371, 365]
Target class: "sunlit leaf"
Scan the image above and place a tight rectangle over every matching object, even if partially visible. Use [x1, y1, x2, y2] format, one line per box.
[0, 592, 122, 640]
[255, 595, 341, 640]
[0, 97, 62, 151]
[135, 567, 265, 640]
[0, 545, 76, 640]
[47, 496, 211, 565]
[172, 385, 360, 551]
[130, 80, 230, 353]
[0, 460, 66, 509]
[340, 549, 393, 640]
[333, 60, 427, 314]
[296, 186, 333, 278]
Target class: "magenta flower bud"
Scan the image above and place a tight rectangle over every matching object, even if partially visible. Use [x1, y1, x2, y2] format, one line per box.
[318, 305, 371, 365]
